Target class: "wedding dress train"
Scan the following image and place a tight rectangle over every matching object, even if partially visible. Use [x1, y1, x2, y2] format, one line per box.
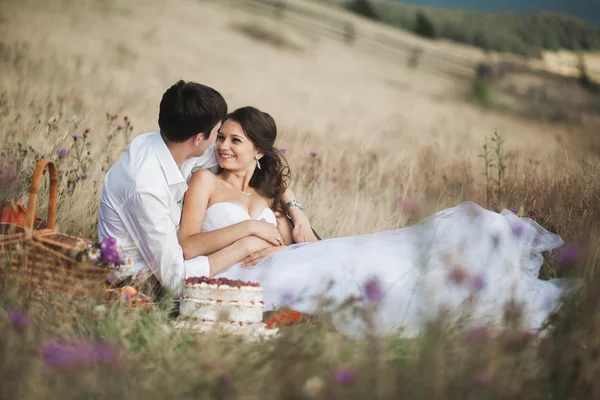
[202, 201, 578, 338]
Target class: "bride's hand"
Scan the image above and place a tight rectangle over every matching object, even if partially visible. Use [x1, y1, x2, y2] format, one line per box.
[249, 219, 284, 246]
[292, 216, 318, 243]
[240, 246, 287, 269]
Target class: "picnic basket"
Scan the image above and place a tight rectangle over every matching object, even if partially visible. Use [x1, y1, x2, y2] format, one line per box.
[0, 159, 109, 298]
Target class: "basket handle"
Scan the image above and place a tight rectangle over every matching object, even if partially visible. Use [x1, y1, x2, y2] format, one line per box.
[25, 159, 58, 238]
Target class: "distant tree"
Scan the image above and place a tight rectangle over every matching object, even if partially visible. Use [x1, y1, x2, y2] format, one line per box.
[346, 0, 379, 21]
[414, 12, 436, 39]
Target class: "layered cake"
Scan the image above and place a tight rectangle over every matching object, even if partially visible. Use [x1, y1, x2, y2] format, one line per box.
[175, 276, 277, 339]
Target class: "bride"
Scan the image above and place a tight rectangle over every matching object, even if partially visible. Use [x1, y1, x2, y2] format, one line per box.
[178, 106, 578, 338]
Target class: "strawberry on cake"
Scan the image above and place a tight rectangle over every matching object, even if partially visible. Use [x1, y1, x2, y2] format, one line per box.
[175, 276, 277, 339]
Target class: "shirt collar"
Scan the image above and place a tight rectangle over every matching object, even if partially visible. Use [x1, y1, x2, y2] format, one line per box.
[151, 131, 186, 188]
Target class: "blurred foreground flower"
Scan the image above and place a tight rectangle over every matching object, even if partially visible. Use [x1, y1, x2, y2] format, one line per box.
[364, 278, 383, 303]
[448, 265, 468, 285]
[332, 368, 356, 386]
[304, 376, 325, 397]
[470, 274, 486, 291]
[8, 310, 30, 332]
[41, 340, 121, 368]
[218, 370, 233, 387]
[554, 243, 582, 267]
[396, 195, 421, 217]
[472, 371, 494, 387]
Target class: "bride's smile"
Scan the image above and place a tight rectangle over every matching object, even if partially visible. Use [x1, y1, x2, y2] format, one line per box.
[215, 119, 263, 174]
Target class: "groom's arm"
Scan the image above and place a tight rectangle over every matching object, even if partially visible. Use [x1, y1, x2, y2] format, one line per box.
[280, 187, 318, 243]
[120, 189, 209, 295]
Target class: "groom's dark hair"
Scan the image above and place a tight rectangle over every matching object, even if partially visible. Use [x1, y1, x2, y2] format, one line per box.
[158, 80, 227, 142]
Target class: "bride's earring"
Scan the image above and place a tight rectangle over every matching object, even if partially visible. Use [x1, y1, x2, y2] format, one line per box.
[256, 158, 261, 170]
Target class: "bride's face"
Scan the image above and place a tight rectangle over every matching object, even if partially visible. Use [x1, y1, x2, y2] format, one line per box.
[215, 119, 261, 172]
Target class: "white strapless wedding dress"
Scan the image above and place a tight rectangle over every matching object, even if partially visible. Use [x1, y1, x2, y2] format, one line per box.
[202, 201, 578, 338]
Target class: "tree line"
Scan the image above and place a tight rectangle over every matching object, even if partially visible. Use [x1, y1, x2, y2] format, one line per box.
[346, 0, 600, 57]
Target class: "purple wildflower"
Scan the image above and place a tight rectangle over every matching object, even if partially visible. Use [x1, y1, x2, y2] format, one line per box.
[117, 125, 124, 131]
[332, 368, 357, 386]
[364, 278, 383, 303]
[56, 148, 70, 158]
[219, 370, 233, 387]
[279, 148, 287, 153]
[84, 128, 90, 134]
[311, 151, 318, 157]
[509, 208, 518, 214]
[100, 237, 117, 251]
[123, 293, 131, 302]
[76, 174, 87, 181]
[510, 221, 524, 238]
[472, 371, 493, 387]
[470, 274, 486, 291]
[41, 340, 120, 368]
[102, 249, 121, 265]
[8, 310, 30, 332]
[281, 292, 294, 305]
[71, 135, 82, 141]
[554, 243, 582, 266]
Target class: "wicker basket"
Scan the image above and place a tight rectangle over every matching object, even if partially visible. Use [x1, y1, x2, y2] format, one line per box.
[0, 159, 109, 298]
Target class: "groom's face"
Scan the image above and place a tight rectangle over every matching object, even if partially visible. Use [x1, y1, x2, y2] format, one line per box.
[194, 121, 221, 156]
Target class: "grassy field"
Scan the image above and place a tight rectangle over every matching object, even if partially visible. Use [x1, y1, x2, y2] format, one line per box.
[2, 0, 600, 398]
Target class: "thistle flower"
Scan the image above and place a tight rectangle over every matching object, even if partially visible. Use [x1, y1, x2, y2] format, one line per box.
[332, 368, 356, 386]
[41, 340, 120, 368]
[8, 310, 30, 332]
[311, 151, 318, 157]
[364, 278, 383, 303]
[279, 148, 287, 153]
[554, 243, 581, 266]
[71, 135, 82, 141]
[76, 174, 87, 181]
[470, 274, 486, 291]
[56, 148, 70, 158]
[219, 370, 233, 387]
[472, 371, 494, 387]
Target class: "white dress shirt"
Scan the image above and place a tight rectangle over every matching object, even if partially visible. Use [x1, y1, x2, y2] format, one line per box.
[98, 131, 219, 294]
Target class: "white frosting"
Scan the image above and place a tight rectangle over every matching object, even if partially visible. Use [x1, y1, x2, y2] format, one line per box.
[183, 285, 263, 303]
[180, 298, 263, 323]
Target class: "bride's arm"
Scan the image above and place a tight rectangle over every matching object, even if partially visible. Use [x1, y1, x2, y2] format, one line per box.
[179, 169, 281, 260]
[280, 187, 317, 243]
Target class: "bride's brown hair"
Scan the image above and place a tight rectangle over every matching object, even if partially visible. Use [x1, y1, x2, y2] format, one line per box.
[222, 106, 291, 212]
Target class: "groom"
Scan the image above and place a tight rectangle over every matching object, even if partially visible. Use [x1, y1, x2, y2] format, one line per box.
[98, 80, 316, 295]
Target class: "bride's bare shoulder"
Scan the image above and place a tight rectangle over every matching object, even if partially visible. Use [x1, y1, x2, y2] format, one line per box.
[189, 168, 217, 190]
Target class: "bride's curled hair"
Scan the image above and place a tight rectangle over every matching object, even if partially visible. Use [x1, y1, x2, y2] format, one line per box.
[224, 107, 290, 212]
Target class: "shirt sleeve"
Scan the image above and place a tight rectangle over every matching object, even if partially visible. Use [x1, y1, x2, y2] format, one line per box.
[119, 189, 210, 295]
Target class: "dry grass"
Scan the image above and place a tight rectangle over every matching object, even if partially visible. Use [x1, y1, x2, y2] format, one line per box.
[2, 0, 600, 398]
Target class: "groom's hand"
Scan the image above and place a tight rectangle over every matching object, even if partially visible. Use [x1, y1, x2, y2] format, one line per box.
[241, 245, 287, 269]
